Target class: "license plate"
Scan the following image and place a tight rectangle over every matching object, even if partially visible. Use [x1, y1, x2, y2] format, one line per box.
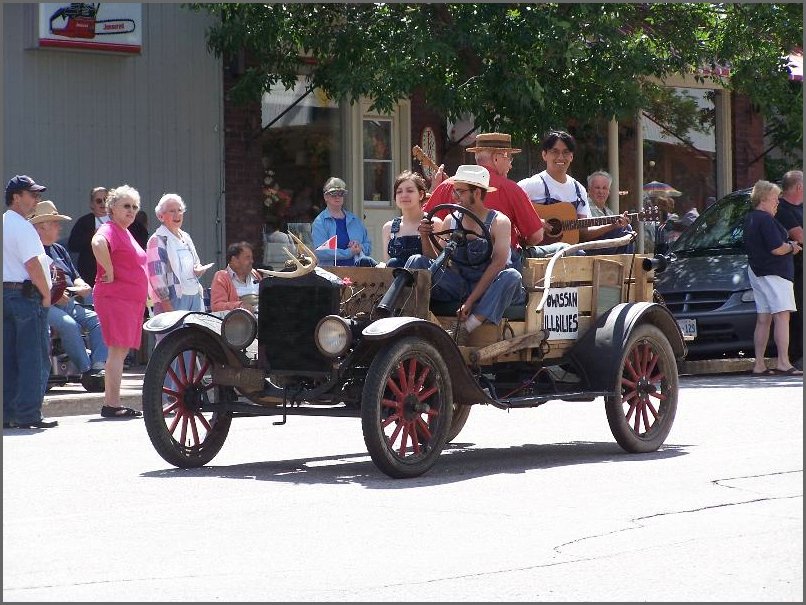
[677, 318, 697, 340]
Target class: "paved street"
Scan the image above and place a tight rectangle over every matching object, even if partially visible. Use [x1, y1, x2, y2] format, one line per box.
[3, 373, 802, 601]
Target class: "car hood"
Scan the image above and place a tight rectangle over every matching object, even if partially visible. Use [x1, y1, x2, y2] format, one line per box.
[656, 253, 750, 293]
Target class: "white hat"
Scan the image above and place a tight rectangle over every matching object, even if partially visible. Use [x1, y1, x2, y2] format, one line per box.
[450, 165, 497, 192]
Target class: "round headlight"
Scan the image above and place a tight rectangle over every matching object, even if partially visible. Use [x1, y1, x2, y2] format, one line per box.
[315, 315, 352, 357]
[221, 308, 257, 349]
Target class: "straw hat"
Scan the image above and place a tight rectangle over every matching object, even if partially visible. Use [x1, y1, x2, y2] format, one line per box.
[29, 200, 72, 224]
[466, 132, 521, 154]
[450, 165, 497, 192]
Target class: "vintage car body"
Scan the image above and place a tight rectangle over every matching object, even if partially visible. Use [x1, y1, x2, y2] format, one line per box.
[142, 207, 685, 478]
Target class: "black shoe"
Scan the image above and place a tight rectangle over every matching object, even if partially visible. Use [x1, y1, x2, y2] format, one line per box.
[15, 419, 59, 429]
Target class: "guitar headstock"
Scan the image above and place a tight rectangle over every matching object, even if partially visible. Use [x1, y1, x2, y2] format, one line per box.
[412, 145, 439, 173]
[637, 204, 661, 222]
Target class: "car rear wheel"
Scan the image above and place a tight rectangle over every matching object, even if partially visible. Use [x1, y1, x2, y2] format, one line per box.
[361, 337, 453, 478]
[605, 324, 678, 453]
[143, 329, 233, 468]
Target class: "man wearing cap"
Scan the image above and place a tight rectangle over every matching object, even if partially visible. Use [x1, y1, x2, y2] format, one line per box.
[30, 200, 108, 383]
[311, 177, 378, 266]
[3, 175, 58, 429]
[424, 132, 544, 272]
[406, 165, 525, 342]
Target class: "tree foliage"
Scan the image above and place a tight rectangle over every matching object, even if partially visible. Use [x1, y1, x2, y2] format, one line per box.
[189, 3, 802, 161]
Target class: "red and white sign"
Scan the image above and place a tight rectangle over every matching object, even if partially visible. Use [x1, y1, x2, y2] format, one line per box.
[38, 3, 142, 54]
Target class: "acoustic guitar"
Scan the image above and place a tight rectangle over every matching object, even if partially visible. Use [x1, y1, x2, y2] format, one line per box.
[535, 201, 656, 245]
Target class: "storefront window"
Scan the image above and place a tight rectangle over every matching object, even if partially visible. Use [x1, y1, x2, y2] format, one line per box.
[260, 79, 343, 229]
[642, 88, 717, 211]
[363, 118, 393, 206]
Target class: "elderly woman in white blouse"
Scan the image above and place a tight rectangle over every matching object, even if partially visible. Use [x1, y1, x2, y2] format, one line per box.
[146, 193, 206, 314]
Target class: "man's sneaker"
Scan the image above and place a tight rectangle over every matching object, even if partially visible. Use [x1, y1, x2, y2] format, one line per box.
[15, 419, 59, 429]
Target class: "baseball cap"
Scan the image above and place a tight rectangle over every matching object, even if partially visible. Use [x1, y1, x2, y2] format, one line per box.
[323, 177, 347, 194]
[6, 175, 47, 197]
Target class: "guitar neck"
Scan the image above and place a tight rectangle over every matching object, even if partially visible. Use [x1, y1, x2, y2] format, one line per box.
[559, 212, 639, 231]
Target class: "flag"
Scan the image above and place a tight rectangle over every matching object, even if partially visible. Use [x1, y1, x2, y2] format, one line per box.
[316, 235, 337, 251]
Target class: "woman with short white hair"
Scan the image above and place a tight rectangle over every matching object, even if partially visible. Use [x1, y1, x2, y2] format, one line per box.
[146, 193, 205, 314]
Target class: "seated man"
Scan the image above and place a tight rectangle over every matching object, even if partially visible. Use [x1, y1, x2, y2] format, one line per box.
[585, 170, 635, 254]
[210, 241, 263, 312]
[405, 165, 525, 342]
[29, 200, 107, 379]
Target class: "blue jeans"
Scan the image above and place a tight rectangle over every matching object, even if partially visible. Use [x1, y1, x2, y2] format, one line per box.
[3, 289, 50, 424]
[48, 298, 108, 373]
[405, 255, 526, 325]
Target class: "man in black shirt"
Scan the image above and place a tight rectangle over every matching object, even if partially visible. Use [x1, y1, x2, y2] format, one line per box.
[775, 170, 803, 368]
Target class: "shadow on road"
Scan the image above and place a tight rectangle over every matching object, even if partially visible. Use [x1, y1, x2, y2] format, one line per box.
[141, 440, 689, 488]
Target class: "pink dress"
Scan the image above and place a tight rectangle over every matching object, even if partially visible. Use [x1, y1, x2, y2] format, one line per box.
[93, 222, 148, 349]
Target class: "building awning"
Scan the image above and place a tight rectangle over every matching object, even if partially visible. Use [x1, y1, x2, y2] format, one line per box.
[788, 50, 803, 82]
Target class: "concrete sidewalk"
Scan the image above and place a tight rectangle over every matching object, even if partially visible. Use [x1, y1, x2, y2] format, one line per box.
[43, 365, 146, 418]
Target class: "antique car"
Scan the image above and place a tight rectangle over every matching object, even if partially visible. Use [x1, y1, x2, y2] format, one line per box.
[142, 204, 686, 478]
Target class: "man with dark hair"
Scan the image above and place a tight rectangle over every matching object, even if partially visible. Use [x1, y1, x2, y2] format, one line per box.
[210, 241, 263, 312]
[3, 175, 59, 429]
[775, 170, 803, 368]
[518, 130, 591, 219]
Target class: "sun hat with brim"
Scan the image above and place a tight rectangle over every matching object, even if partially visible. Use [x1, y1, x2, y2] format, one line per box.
[466, 132, 521, 154]
[28, 200, 72, 224]
[450, 165, 497, 192]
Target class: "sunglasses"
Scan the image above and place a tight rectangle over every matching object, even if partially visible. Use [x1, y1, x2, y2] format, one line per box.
[93, 198, 106, 205]
[326, 190, 346, 197]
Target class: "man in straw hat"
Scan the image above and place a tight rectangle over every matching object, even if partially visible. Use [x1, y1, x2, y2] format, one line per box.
[30, 200, 108, 384]
[424, 132, 545, 272]
[3, 175, 59, 429]
[406, 165, 526, 344]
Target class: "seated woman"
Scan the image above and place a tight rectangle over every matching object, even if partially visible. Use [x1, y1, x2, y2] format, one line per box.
[210, 241, 263, 313]
[311, 177, 378, 267]
[380, 171, 442, 268]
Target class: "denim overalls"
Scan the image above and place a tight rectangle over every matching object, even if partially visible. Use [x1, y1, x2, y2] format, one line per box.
[404, 210, 526, 324]
[386, 217, 423, 268]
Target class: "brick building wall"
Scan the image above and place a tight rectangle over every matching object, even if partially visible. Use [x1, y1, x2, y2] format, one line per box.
[731, 94, 766, 189]
[223, 70, 266, 262]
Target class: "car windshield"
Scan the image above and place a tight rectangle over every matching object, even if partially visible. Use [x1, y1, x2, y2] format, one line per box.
[671, 191, 751, 255]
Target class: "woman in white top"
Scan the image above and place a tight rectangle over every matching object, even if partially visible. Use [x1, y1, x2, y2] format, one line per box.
[146, 193, 208, 314]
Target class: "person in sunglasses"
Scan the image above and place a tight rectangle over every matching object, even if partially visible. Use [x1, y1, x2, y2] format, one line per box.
[311, 177, 377, 267]
[68, 186, 148, 287]
[91, 185, 148, 419]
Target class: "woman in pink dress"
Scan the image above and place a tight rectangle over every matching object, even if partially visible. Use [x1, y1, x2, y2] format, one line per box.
[91, 185, 148, 418]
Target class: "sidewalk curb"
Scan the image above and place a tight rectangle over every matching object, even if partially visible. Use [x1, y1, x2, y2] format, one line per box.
[43, 366, 146, 418]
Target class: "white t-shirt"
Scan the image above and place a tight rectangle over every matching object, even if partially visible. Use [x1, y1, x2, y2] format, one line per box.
[518, 170, 591, 218]
[3, 210, 47, 282]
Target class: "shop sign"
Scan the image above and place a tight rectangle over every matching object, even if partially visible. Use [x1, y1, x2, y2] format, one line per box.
[38, 3, 142, 54]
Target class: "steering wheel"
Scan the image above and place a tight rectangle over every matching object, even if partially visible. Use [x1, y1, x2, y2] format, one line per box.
[425, 203, 493, 267]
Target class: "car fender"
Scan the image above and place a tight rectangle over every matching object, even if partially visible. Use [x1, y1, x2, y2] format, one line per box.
[144, 311, 246, 367]
[567, 302, 687, 391]
[361, 317, 492, 405]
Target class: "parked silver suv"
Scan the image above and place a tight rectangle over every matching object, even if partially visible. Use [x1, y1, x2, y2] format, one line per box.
[655, 188, 768, 360]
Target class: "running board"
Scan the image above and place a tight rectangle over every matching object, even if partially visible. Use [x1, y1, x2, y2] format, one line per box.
[494, 390, 612, 408]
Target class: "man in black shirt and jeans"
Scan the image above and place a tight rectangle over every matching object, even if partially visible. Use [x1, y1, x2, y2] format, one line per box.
[775, 170, 803, 369]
